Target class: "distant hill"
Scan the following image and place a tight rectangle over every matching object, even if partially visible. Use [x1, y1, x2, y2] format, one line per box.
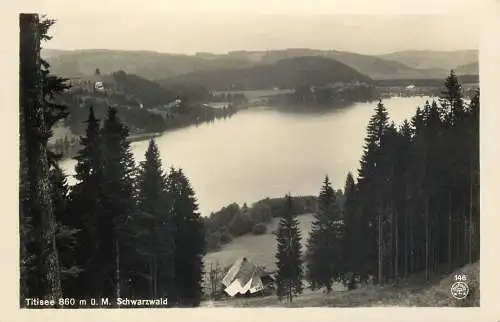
[42, 48, 256, 80]
[455, 61, 479, 75]
[227, 49, 433, 80]
[160, 56, 373, 91]
[378, 50, 478, 72]
[53, 69, 230, 139]
[42, 48, 457, 82]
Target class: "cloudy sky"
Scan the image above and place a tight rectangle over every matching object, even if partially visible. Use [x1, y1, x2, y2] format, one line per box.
[34, 0, 479, 55]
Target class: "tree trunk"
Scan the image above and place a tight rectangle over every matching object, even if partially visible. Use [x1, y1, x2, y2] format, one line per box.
[150, 257, 154, 297]
[154, 255, 158, 298]
[394, 202, 399, 282]
[409, 209, 414, 274]
[404, 207, 408, 278]
[425, 198, 430, 282]
[448, 192, 452, 273]
[468, 159, 473, 264]
[388, 202, 393, 281]
[19, 13, 62, 302]
[19, 19, 31, 301]
[463, 212, 468, 266]
[209, 263, 214, 299]
[377, 209, 383, 285]
[455, 215, 460, 266]
[116, 239, 121, 305]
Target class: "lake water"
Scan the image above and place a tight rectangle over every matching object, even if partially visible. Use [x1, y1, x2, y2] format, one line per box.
[60, 96, 434, 216]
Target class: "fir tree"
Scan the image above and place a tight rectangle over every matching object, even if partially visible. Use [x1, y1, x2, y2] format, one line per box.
[275, 194, 303, 303]
[439, 70, 466, 127]
[100, 107, 137, 300]
[49, 164, 81, 296]
[440, 71, 471, 271]
[69, 106, 105, 298]
[306, 176, 343, 292]
[397, 119, 414, 278]
[342, 172, 361, 287]
[134, 139, 175, 299]
[356, 100, 390, 283]
[466, 89, 480, 264]
[38, 17, 70, 167]
[168, 168, 205, 307]
[19, 13, 62, 302]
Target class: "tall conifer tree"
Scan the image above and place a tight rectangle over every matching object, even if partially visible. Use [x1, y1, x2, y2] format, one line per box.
[168, 168, 205, 307]
[19, 13, 62, 302]
[101, 107, 137, 300]
[70, 106, 105, 297]
[275, 194, 303, 303]
[306, 176, 343, 292]
[49, 165, 81, 296]
[342, 172, 361, 286]
[134, 139, 175, 299]
[356, 100, 389, 283]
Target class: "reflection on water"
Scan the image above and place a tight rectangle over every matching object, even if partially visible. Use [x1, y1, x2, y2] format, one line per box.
[60, 96, 434, 216]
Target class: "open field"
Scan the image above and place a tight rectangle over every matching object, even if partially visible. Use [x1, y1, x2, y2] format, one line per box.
[201, 262, 479, 307]
[203, 213, 315, 271]
[202, 213, 478, 308]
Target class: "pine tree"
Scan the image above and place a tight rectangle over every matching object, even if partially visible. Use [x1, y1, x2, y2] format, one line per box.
[306, 176, 343, 292]
[70, 106, 105, 298]
[342, 172, 360, 288]
[134, 139, 175, 299]
[168, 168, 205, 307]
[438, 71, 468, 272]
[49, 165, 82, 296]
[378, 122, 401, 282]
[466, 89, 480, 264]
[100, 107, 137, 300]
[19, 13, 62, 302]
[38, 17, 70, 167]
[275, 194, 303, 303]
[356, 100, 390, 284]
[439, 70, 466, 127]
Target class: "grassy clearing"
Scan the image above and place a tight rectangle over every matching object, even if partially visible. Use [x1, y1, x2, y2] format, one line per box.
[202, 212, 478, 307]
[201, 262, 479, 307]
[203, 213, 315, 271]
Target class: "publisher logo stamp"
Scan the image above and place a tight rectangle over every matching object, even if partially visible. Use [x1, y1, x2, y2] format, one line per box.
[450, 281, 469, 300]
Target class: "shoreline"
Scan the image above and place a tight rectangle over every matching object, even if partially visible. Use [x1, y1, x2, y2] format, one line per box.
[54, 112, 238, 162]
[54, 93, 445, 162]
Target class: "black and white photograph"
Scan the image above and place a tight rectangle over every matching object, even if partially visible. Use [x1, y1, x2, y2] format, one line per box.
[18, 4, 481, 309]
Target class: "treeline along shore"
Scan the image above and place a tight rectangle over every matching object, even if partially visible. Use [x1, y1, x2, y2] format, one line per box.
[267, 70, 479, 304]
[20, 14, 479, 308]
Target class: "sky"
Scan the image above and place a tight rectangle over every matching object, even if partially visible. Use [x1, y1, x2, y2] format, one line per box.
[31, 0, 480, 55]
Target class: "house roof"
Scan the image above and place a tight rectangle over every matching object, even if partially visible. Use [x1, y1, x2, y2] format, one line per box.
[221, 257, 266, 296]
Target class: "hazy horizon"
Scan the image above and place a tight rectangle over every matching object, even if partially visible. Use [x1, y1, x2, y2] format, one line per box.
[42, 12, 479, 56]
[42, 46, 479, 57]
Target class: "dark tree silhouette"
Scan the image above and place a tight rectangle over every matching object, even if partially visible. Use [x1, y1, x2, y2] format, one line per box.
[20, 13, 63, 303]
[133, 139, 175, 300]
[340, 72, 479, 287]
[306, 176, 344, 292]
[275, 194, 303, 303]
[168, 168, 206, 307]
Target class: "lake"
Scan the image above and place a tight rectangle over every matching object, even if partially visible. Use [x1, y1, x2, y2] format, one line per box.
[59, 96, 434, 216]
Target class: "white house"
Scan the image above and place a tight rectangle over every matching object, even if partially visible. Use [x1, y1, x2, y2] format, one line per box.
[221, 257, 267, 297]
